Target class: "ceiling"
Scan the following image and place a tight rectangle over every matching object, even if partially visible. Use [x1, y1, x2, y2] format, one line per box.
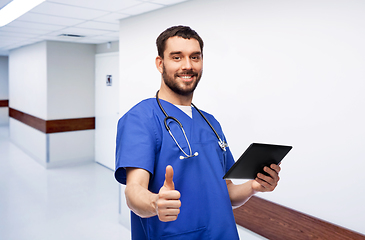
[0, 0, 190, 56]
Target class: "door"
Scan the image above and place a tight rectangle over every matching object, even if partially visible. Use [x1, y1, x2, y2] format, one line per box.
[95, 52, 119, 169]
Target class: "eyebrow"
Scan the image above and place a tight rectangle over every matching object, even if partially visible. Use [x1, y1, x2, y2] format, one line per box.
[169, 51, 202, 56]
[169, 51, 182, 56]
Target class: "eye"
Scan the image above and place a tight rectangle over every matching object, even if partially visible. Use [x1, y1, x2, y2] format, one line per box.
[172, 55, 181, 61]
[191, 55, 201, 61]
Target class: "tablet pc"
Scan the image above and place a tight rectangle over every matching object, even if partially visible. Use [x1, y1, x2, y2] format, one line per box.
[223, 143, 292, 179]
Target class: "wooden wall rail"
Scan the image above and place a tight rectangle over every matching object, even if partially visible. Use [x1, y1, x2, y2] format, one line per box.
[234, 196, 365, 240]
[9, 108, 95, 133]
[0, 100, 9, 107]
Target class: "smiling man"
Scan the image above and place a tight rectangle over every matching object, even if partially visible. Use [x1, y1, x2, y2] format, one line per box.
[115, 26, 281, 240]
[157, 34, 203, 101]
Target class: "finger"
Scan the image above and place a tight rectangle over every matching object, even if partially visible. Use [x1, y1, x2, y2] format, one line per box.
[257, 173, 273, 186]
[256, 175, 278, 191]
[255, 177, 271, 191]
[157, 199, 181, 209]
[164, 165, 174, 190]
[256, 171, 279, 191]
[270, 164, 281, 174]
[259, 170, 280, 184]
[157, 199, 181, 222]
[263, 166, 279, 181]
[159, 214, 179, 222]
[159, 190, 181, 200]
[159, 208, 180, 217]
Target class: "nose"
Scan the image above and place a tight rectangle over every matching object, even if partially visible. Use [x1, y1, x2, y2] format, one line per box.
[181, 58, 193, 70]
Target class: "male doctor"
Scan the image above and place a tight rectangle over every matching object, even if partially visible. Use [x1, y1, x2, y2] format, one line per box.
[115, 25, 281, 239]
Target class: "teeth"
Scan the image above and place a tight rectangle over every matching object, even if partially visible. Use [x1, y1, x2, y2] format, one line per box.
[180, 76, 192, 79]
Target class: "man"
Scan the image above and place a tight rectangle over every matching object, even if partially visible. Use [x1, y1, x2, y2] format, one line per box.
[115, 26, 281, 239]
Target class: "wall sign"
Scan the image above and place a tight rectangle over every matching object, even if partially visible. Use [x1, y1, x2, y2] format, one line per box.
[106, 75, 112, 86]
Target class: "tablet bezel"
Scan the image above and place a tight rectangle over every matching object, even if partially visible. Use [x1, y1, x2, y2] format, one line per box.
[223, 143, 292, 179]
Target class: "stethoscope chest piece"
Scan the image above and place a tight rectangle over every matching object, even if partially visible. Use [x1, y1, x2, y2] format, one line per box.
[219, 140, 228, 152]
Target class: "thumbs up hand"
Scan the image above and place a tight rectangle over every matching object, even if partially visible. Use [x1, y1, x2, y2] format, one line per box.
[157, 165, 181, 222]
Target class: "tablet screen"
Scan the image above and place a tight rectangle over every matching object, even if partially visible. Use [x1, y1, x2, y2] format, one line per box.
[223, 143, 292, 179]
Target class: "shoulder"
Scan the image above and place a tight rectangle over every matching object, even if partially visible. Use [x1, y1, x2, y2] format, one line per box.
[117, 98, 163, 138]
[127, 98, 156, 115]
[119, 98, 157, 123]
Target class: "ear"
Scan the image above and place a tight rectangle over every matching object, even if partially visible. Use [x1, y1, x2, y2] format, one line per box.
[155, 56, 163, 74]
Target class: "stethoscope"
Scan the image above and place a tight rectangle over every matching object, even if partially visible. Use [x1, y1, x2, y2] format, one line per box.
[156, 90, 228, 159]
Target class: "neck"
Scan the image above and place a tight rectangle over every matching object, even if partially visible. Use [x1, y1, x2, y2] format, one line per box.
[158, 84, 193, 106]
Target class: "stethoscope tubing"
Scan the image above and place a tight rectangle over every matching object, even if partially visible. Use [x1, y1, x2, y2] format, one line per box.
[156, 90, 227, 158]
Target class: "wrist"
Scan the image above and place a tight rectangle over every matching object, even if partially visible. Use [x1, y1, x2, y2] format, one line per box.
[249, 180, 259, 195]
[150, 193, 159, 217]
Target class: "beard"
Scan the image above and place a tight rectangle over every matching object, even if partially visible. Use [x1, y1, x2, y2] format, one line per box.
[162, 64, 202, 96]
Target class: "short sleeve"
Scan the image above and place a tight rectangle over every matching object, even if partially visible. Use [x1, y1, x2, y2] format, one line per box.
[114, 104, 160, 185]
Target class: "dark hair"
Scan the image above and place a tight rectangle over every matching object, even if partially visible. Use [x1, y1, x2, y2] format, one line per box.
[156, 25, 204, 59]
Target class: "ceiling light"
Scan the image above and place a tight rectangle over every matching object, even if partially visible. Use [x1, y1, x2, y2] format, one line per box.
[0, 0, 46, 27]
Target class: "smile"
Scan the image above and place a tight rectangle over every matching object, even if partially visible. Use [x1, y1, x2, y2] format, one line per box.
[179, 75, 193, 79]
[176, 71, 197, 80]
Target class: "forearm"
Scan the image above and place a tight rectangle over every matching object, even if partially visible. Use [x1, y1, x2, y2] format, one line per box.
[226, 180, 257, 208]
[125, 182, 159, 218]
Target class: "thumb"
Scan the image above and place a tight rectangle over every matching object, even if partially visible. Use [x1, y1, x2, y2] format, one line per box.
[164, 165, 175, 190]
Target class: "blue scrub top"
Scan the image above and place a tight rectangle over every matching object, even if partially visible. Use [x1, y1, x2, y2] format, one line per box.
[115, 98, 239, 240]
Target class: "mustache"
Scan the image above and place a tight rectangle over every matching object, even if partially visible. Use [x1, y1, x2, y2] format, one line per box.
[174, 70, 198, 77]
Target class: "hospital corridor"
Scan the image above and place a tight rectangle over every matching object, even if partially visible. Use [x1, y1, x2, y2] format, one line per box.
[0, 126, 131, 240]
[1, 0, 365, 239]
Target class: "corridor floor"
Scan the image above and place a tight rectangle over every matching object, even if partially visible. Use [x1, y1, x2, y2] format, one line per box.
[0, 126, 131, 240]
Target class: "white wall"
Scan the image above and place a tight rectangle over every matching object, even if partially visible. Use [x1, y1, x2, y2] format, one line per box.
[48, 130, 95, 167]
[96, 41, 119, 54]
[119, 0, 365, 234]
[47, 41, 95, 120]
[9, 118, 47, 164]
[0, 56, 9, 125]
[9, 41, 96, 168]
[47, 41, 95, 167]
[0, 56, 8, 100]
[0, 108, 8, 125]
[9, 42, 48, 166]
[9, 41, 96, 120]
[9, 41, 47, 119]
